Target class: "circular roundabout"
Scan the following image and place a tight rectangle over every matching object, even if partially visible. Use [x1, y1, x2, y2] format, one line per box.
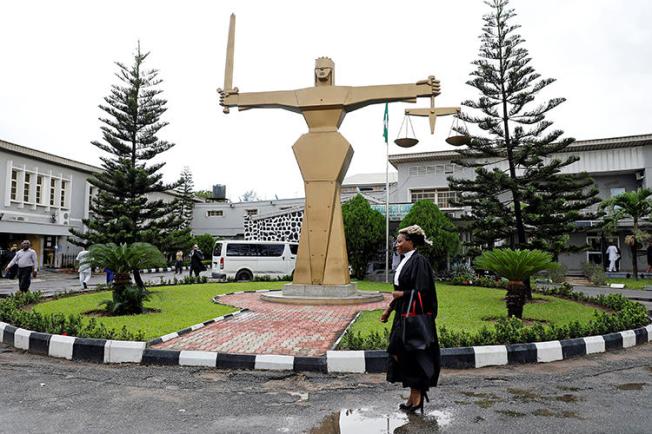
[1, 282, 650, 373]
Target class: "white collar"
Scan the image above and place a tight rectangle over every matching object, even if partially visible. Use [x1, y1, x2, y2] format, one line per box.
[402, 249, 416, 260]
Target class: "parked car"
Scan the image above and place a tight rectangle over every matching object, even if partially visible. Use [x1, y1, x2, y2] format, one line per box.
[211, 240, 298, 281]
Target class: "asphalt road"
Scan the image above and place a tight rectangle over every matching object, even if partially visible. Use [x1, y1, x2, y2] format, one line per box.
[1, 342, 651, 433]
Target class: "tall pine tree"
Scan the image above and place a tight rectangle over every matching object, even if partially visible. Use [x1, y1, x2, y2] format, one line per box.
[70, 43, 182, 251]
[177, 166, 195, 229]
[448, 0, 599, 255]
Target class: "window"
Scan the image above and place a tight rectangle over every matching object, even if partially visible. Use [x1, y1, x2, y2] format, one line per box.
[246, 209, 258, 216]
[50, 179, 57, 206]
[610, 188, 626, 197]
[226, 243, 284, 257]
[408, 164, 456, 177]
[60, 180, 67, 208]
[213, 242, 222, 257]
[10, 170, 17, 201]
[36, 175, 44, 204]
[23, 173, 31, 203]
[586, 234, 619, 265]
[289, 244, 299, 255]
[410, 188, 459, 209]
[207, 210, 224, 217]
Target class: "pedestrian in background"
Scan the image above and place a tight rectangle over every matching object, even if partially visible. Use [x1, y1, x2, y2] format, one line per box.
[75, 247, 92, 289]
[4, 240, 38, 292]
[189, 244, 205, 278]
[381, 225, 440, 414]
[3, 245, 18, 279]
[175, 249, 184, 274]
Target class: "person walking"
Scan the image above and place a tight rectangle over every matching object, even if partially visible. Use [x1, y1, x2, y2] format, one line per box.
[175, 249, 184, 274]
[606, 242, 619, 272]
[4, 240, 38, 292]
[380, 225, 440, 414]
[75, 247, 92, 289]
[189, 244, 206, 278]
[3, 245, 18, 279]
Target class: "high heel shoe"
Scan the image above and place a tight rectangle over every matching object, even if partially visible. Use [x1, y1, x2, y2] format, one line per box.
[399, 402, 411, 410]
[406, 391, 428, 414]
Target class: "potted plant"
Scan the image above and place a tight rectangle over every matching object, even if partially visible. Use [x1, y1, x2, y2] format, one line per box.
[474, 248, 554, 318]
[84, 242, 165, 315]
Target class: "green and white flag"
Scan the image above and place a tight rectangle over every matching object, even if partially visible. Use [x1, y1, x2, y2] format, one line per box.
[383, 102, 389, 144]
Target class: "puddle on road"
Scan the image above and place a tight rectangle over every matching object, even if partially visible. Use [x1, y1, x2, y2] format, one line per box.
[308, 408, 453, 433]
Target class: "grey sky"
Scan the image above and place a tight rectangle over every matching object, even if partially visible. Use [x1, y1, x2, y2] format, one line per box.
[1, 0, 650, 201]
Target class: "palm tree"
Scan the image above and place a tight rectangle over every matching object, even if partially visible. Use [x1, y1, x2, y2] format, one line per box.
[474, 248, 554, 318]
[599, 188, 652, 280]
[84, 243, 165, 314]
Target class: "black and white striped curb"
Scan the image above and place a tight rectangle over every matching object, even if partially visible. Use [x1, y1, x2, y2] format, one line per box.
[147, 309, 249, 346]
[139, 266, 191, 274]
[2, 320, 650, 373]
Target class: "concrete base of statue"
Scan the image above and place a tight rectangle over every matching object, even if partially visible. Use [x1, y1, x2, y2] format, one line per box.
[260, 283, 384, 305]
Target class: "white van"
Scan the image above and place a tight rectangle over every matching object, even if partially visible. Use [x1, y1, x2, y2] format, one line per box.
[211, 240, 299, 281]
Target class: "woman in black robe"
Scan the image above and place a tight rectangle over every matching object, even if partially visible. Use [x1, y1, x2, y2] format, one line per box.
[380, 225, 440, 413]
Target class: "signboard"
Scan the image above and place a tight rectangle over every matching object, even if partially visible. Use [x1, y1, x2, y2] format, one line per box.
[370, 203, 414, 220]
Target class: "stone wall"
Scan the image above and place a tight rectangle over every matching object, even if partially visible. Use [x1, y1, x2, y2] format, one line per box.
[244, 211, 303, 241]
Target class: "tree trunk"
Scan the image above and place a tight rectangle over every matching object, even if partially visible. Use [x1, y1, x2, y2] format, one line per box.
[133, 269, 145, 289]
[506, 280, 526, 319]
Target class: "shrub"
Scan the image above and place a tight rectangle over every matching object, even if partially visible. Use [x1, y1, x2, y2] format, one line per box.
[543, 262, 568, 284]
[581, 262, 608, 286]
[0, 292, 144, 341]
[336, 284, 649, 350]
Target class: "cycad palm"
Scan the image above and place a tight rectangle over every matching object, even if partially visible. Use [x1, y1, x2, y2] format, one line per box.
[474, 248, 553, 318]
[84, 243, 165, 314]
[600, 188, 652, 280]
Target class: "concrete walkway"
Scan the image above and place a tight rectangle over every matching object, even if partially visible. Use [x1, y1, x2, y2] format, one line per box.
[0, 269, 211, 297]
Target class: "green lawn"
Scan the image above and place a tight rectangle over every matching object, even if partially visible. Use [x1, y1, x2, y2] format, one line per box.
[606, 278, 652, 290]
[349, 281, 603, 337]
[33, 280, 602, 341]
[34, 282, 286, 340]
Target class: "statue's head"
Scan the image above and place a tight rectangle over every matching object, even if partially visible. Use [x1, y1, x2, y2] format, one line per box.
[314, 57, 334, 86]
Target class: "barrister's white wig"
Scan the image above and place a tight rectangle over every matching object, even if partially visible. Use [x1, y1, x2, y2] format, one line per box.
[398, 225, 433, 246]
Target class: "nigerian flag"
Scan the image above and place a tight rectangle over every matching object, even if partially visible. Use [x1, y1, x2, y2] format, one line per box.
[383, 102, 389, 144]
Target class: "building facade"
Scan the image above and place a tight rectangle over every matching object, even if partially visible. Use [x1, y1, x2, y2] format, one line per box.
[388, 134, 652, 273]
[0, 139, 100, 268]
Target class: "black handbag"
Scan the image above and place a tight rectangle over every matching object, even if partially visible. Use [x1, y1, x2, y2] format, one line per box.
[401, 290, 435, 351]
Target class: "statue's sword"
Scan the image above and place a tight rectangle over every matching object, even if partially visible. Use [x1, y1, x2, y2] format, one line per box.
[219, 13, 237, 114]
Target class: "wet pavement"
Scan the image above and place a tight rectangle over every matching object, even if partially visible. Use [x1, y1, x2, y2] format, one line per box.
[1, 341, 651, 433]
[0, 269, 211, 297]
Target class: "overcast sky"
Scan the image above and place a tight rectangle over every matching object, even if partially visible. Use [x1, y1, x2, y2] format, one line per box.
[1, 0, 651, 201]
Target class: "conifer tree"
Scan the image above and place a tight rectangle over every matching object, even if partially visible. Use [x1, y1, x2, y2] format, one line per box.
[70, 43, 182, 251]
[447, 0, 599, 254]
[177, 167, 195, 229]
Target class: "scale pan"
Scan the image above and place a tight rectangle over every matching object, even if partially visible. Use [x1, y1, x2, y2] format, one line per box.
[445, 135, 470, 146]
[394, 138, 419, 148]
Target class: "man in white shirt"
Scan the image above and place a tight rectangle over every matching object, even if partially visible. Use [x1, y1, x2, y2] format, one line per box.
[4, 240, 38, 292]
[76, 247, 92, 289]
[606, 242, 620, 272]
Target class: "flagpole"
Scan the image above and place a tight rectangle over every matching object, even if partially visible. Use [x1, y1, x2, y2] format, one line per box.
[383, 102, 390, 284]
[385, 135, 389, 283]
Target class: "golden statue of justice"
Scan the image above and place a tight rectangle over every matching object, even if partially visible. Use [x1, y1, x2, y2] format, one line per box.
[218, 14, 458, 303]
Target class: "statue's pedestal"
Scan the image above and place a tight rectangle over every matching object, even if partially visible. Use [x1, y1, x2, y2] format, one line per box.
[260, 283, 384, 305]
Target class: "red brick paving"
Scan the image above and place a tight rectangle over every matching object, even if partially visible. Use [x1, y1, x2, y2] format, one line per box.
[153, 292, 391, 356]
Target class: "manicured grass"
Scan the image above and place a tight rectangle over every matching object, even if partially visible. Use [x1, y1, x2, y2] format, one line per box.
[350, 282, 604, 338]
[33, 280, 603, 342]
[33, 282, 286, 340]
[606, 278, 652, 290]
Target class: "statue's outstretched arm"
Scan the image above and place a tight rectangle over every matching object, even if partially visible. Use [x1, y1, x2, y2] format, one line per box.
[344, 76, 440, 112]
[219, 89, 301, 113]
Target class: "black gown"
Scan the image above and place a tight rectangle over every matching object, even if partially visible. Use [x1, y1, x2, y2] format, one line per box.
[386, 251, 440, 390]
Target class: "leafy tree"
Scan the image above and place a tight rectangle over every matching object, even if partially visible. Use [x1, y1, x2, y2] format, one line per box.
[85, 243, 165, 315]
[447, 0, 599, 254]
[192, 233, 216, 259]
[342, 194, 385, 279]
[194, 190, 214, 201]
[399, 200, 460, 271]
[474, 248, 554, 318]
[239, 190, 259, 202]
[599, 188, 652, 280]
[70, 43, 182, 254]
